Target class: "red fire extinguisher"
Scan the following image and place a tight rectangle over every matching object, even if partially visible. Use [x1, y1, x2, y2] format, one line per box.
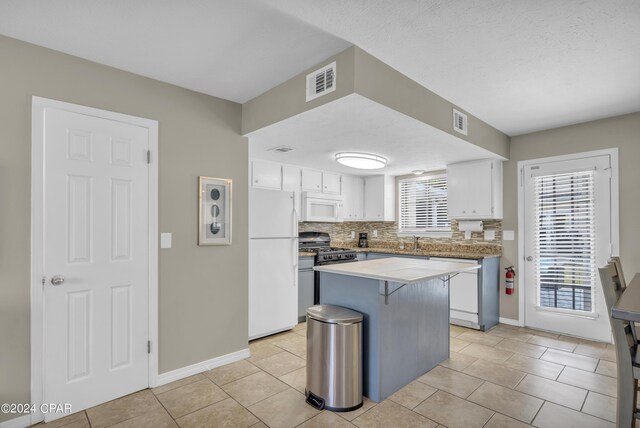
[505, 267, 515, 295]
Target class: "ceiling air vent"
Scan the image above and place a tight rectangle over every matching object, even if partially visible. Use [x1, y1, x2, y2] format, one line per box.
[306, 61, 336, 102]
[268, 145, 294, 153]
[453, 109, 468, 136]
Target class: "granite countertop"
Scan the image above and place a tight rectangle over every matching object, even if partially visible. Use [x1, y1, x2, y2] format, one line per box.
[346, 247, 500, 260]
[314, 257, 480, 283]
[299, 245, 502, 260]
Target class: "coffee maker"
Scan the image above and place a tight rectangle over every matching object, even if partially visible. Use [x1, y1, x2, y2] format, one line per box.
[358, 232, 368, 248]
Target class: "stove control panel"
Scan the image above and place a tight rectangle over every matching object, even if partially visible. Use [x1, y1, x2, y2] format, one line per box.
[316, 251, 357, 265]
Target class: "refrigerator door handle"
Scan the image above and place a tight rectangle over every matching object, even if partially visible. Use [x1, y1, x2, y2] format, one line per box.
[292, 193, 299, 285]
[292, 193, 298, 234]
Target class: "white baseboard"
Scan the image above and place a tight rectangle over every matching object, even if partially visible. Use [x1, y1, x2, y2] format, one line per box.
[0, 414, 32, 428]
[154, 348, 250, 387]
[499, 317, 520, 327]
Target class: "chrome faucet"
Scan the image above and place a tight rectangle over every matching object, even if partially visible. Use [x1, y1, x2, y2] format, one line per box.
[413, 235, 420, 251]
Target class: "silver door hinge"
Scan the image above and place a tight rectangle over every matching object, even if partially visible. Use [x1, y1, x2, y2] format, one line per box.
[148, 341, 151, 354]
[147, 150, 151, 164]
[42, 276, 46, 287]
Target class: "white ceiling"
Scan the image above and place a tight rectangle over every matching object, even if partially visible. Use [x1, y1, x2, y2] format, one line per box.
[261, 0, 640, 135]
[1, 1, 638, 135]
[0, 0, 350, 103]
[247, 94, 501, 176]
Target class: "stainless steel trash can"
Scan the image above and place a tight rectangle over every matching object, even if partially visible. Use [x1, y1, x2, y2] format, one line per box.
[306, 304, 363, 412]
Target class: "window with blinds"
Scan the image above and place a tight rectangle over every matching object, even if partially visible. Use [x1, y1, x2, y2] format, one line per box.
[533, 170, 595, 312]
[399, 174, 450, 233]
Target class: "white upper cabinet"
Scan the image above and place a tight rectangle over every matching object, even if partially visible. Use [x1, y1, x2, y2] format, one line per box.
[342, 175, 364, 220]
[282, 165, 300, 192]
[251, 160, 281, 190]
[447, 159, 503, 219]
[301, 168, 323, 192]
[364, 175, 396, 221]
[322, 172, 341, 194]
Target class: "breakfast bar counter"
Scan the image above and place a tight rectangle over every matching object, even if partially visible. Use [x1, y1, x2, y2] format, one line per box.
[314, 258, 479, 402]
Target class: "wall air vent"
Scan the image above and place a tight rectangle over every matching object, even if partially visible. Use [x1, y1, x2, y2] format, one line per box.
[306, 61, 336, 102]
[453, 109, 468, 136]
[268, 145, 294, 153]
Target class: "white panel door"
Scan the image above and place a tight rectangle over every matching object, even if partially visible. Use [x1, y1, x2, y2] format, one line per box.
[248, 238, 297, 339]
[43, 108, 149, 419]
[523, 155, 612, 342]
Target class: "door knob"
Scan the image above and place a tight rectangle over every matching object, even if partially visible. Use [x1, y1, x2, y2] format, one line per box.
[526, 256, 533, 262]
[51, 275, 65, 286]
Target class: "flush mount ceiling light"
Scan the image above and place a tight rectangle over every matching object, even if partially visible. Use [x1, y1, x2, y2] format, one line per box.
[412, 170, 427, 175]
[335, 152, 387, 170]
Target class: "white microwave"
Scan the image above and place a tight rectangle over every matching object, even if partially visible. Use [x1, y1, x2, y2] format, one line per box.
[302, 192, 343, 223]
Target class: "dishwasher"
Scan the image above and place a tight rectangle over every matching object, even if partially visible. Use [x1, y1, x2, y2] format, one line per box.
[430, 257, 481, 329]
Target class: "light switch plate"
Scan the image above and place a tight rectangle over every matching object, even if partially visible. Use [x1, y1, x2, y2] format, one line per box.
[351, 231, 355, 239]
[484, 230, 496, 241]
[503, 230, 515, 241]
[372, 229, 378, 238]
[160, 233, 172, 249]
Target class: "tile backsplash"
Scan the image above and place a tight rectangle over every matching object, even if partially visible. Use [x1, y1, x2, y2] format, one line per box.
[299, 220, 502, 249]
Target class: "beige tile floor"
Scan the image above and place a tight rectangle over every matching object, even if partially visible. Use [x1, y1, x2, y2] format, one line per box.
[33, 322, 619, 428]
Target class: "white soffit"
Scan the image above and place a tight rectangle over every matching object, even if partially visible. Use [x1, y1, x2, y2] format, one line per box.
[260, 0, 640, 135]
[0, 0, 351, 103]
[247, 94, 502, 176]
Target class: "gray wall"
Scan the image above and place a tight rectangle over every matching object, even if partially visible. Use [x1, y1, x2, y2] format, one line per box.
[242, 46, 509, 159]
[500, 112, 640, 321]
[242, 47, 356, 135]
[353, 48, 509, 159]
[0, 35, 248, 423]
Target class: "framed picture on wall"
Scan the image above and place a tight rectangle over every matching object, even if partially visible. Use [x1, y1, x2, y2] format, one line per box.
[198, 176, 232, 245]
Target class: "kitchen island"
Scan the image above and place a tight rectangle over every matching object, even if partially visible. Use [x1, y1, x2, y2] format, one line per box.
[314, 257, 480, 402]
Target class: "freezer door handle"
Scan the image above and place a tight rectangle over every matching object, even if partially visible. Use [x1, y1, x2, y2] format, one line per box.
[292, 238, 298, 286]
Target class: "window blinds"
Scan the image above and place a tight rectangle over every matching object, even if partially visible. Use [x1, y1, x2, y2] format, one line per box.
[399, 174, 450, 233]
[534, 170, 595, 312]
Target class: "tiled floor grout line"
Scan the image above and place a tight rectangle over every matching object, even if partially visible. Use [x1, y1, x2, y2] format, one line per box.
[150, 391, 179, 426]
[529, 399, 546, 425]
[512, 371, 529, 390]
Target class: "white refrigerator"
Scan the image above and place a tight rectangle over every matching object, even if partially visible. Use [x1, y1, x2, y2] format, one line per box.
[249, 188, 299, 339]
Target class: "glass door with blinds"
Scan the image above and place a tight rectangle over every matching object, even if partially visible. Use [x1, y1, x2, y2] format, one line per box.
[523, 154, 612, 342]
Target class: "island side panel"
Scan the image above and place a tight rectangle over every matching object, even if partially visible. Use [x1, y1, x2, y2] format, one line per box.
[478, 256, 500, 331]
[417, 278, 450, 374]
[379, 278, 450, 399]
[318, 272, 382, 401]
